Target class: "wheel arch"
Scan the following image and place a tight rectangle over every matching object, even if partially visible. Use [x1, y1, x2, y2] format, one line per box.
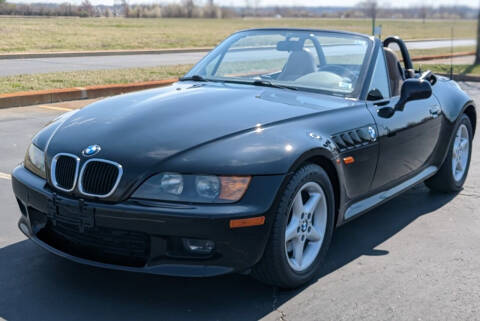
[287, 148, 342, 226]
[464, 104, 476, 137]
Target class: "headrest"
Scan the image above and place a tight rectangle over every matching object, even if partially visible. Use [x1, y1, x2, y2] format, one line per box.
[276, 40, 303, 52]
[383, 47, 399, 62]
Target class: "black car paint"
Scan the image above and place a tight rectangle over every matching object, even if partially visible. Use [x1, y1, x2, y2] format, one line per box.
[12, 30, 476, 276]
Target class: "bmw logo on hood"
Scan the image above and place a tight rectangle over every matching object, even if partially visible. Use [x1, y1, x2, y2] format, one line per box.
[82, 145, 101, 157]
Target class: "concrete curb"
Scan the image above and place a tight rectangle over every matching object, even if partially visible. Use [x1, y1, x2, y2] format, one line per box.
[0, 48, 211, 60]
[0, 78, 177, 109]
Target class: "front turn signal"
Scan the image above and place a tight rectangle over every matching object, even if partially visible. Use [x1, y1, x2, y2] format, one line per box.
[343, 156, 355, 165]
[219, 176, 251, 201]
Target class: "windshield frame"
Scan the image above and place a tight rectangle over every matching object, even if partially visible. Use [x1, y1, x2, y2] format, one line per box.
[183, 28, 374, 98]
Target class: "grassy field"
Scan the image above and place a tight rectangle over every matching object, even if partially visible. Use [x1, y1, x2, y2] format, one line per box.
[409, 46, 475, 57]
[418, 64, 480, 76]
[0, 64, 192, 94]
[0, 17, 476, 53]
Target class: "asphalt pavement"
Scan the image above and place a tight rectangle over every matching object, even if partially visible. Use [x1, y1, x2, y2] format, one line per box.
[0, 83, 479, 321]
[0, 39, 476, 76]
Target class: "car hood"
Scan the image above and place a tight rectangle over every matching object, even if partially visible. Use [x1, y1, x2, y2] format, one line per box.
[45, 82, 354, 198]
[47, 82, 340, 160]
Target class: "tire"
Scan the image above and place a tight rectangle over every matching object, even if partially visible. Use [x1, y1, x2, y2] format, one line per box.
[426, 114, 473, 193]
[252, 164, 335, 288]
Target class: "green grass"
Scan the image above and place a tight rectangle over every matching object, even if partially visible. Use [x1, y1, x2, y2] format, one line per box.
[417, 64, 480, 76]
[409, 46, 475, 57]
[0, 17, 476, 53]
[0, 64, 192, 94]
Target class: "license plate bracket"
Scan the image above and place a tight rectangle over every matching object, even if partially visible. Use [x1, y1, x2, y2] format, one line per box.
[47, 194, 95, 232]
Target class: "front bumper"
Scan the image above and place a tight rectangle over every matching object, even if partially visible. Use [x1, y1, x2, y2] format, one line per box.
[12, 165, 283, 277]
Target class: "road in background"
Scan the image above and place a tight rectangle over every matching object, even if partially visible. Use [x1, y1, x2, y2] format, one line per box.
[1, 39, 476, 77]
[0, 51, 206, 76]
[0, 82, 479, 321]
[406, 39, 475, 50]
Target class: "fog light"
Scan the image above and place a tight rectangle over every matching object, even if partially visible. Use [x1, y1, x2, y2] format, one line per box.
[183, 238, 215, 254]
[19, 222, 29, 235]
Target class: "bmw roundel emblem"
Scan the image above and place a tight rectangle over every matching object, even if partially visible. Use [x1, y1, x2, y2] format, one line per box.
[368, 126, 377, 141]
[82, 145, 101, 157]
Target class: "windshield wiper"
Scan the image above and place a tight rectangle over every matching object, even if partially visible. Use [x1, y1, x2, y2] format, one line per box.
[219, 78, 298, 91]
[251, 79, 298, 91]
[179, 74, 208, 82]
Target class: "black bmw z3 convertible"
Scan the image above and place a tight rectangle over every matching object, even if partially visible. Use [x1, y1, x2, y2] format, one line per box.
[12, 28, 476, 288]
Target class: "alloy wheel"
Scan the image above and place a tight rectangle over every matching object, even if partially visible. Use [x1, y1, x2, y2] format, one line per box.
[452, 124, 470, 182]
[284, 181, 327, 272]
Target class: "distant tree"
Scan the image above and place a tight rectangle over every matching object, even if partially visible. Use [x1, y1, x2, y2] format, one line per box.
[182, 0, 195, 18]
[358, 0, 378, 35]
[419, 5, 427, 24]
[243, 0, 252, 17]
[254, 0, 261, 16]
[121, 0, 129, 17]
[0, 0, 7, 14]
[204, 0, 216, 18]
[80, 0, 94, 17]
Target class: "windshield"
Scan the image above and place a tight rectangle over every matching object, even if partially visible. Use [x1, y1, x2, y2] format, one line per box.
[184, 30, 372, 97]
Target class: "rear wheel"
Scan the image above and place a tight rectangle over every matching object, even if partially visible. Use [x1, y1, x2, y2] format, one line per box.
[252, 164, 335, 288]
[426, 114, 473, 192]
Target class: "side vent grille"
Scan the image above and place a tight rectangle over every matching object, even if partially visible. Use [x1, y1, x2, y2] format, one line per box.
[331, 126, 375, 152]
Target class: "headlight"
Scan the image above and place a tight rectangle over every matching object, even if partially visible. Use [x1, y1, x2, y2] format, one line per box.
[159, 173, 184, 195]
[24, 143, 46, 179]
[195, 175, 220, 200]
[133, 173, 251, 203]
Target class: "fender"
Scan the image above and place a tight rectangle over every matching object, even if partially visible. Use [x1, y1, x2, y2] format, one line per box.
[286, 147, 346, 227]
[433, 77, 474, 124]
[428, 78, 476, 168]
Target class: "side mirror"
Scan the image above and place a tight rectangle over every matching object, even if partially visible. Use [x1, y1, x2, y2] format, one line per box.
[395, 78, 432, 111]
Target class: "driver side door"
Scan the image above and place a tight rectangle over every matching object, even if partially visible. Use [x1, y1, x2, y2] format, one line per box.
[366, 48, 443, 191]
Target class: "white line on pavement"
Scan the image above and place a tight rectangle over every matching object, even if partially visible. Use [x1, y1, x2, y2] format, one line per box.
[0, 172, 11, 180]
[37, 105, 75, 112]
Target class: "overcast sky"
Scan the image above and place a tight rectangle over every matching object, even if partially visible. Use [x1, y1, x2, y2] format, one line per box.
[10, 0, 479, 7]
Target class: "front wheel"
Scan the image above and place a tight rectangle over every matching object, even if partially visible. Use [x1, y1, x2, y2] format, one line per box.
[252, 164, 335, 288]
[426, 114, 473, 192]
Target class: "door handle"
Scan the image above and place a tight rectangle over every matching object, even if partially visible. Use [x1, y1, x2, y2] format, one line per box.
[429, 105, 441, 117]
[374, 100, 390, 107]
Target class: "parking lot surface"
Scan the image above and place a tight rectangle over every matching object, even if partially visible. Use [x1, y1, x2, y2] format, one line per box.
[0, 83, 479, 321]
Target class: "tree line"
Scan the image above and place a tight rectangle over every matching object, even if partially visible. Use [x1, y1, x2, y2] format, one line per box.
[0, 0, 476, 19]
[0, 0, 234, 18]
